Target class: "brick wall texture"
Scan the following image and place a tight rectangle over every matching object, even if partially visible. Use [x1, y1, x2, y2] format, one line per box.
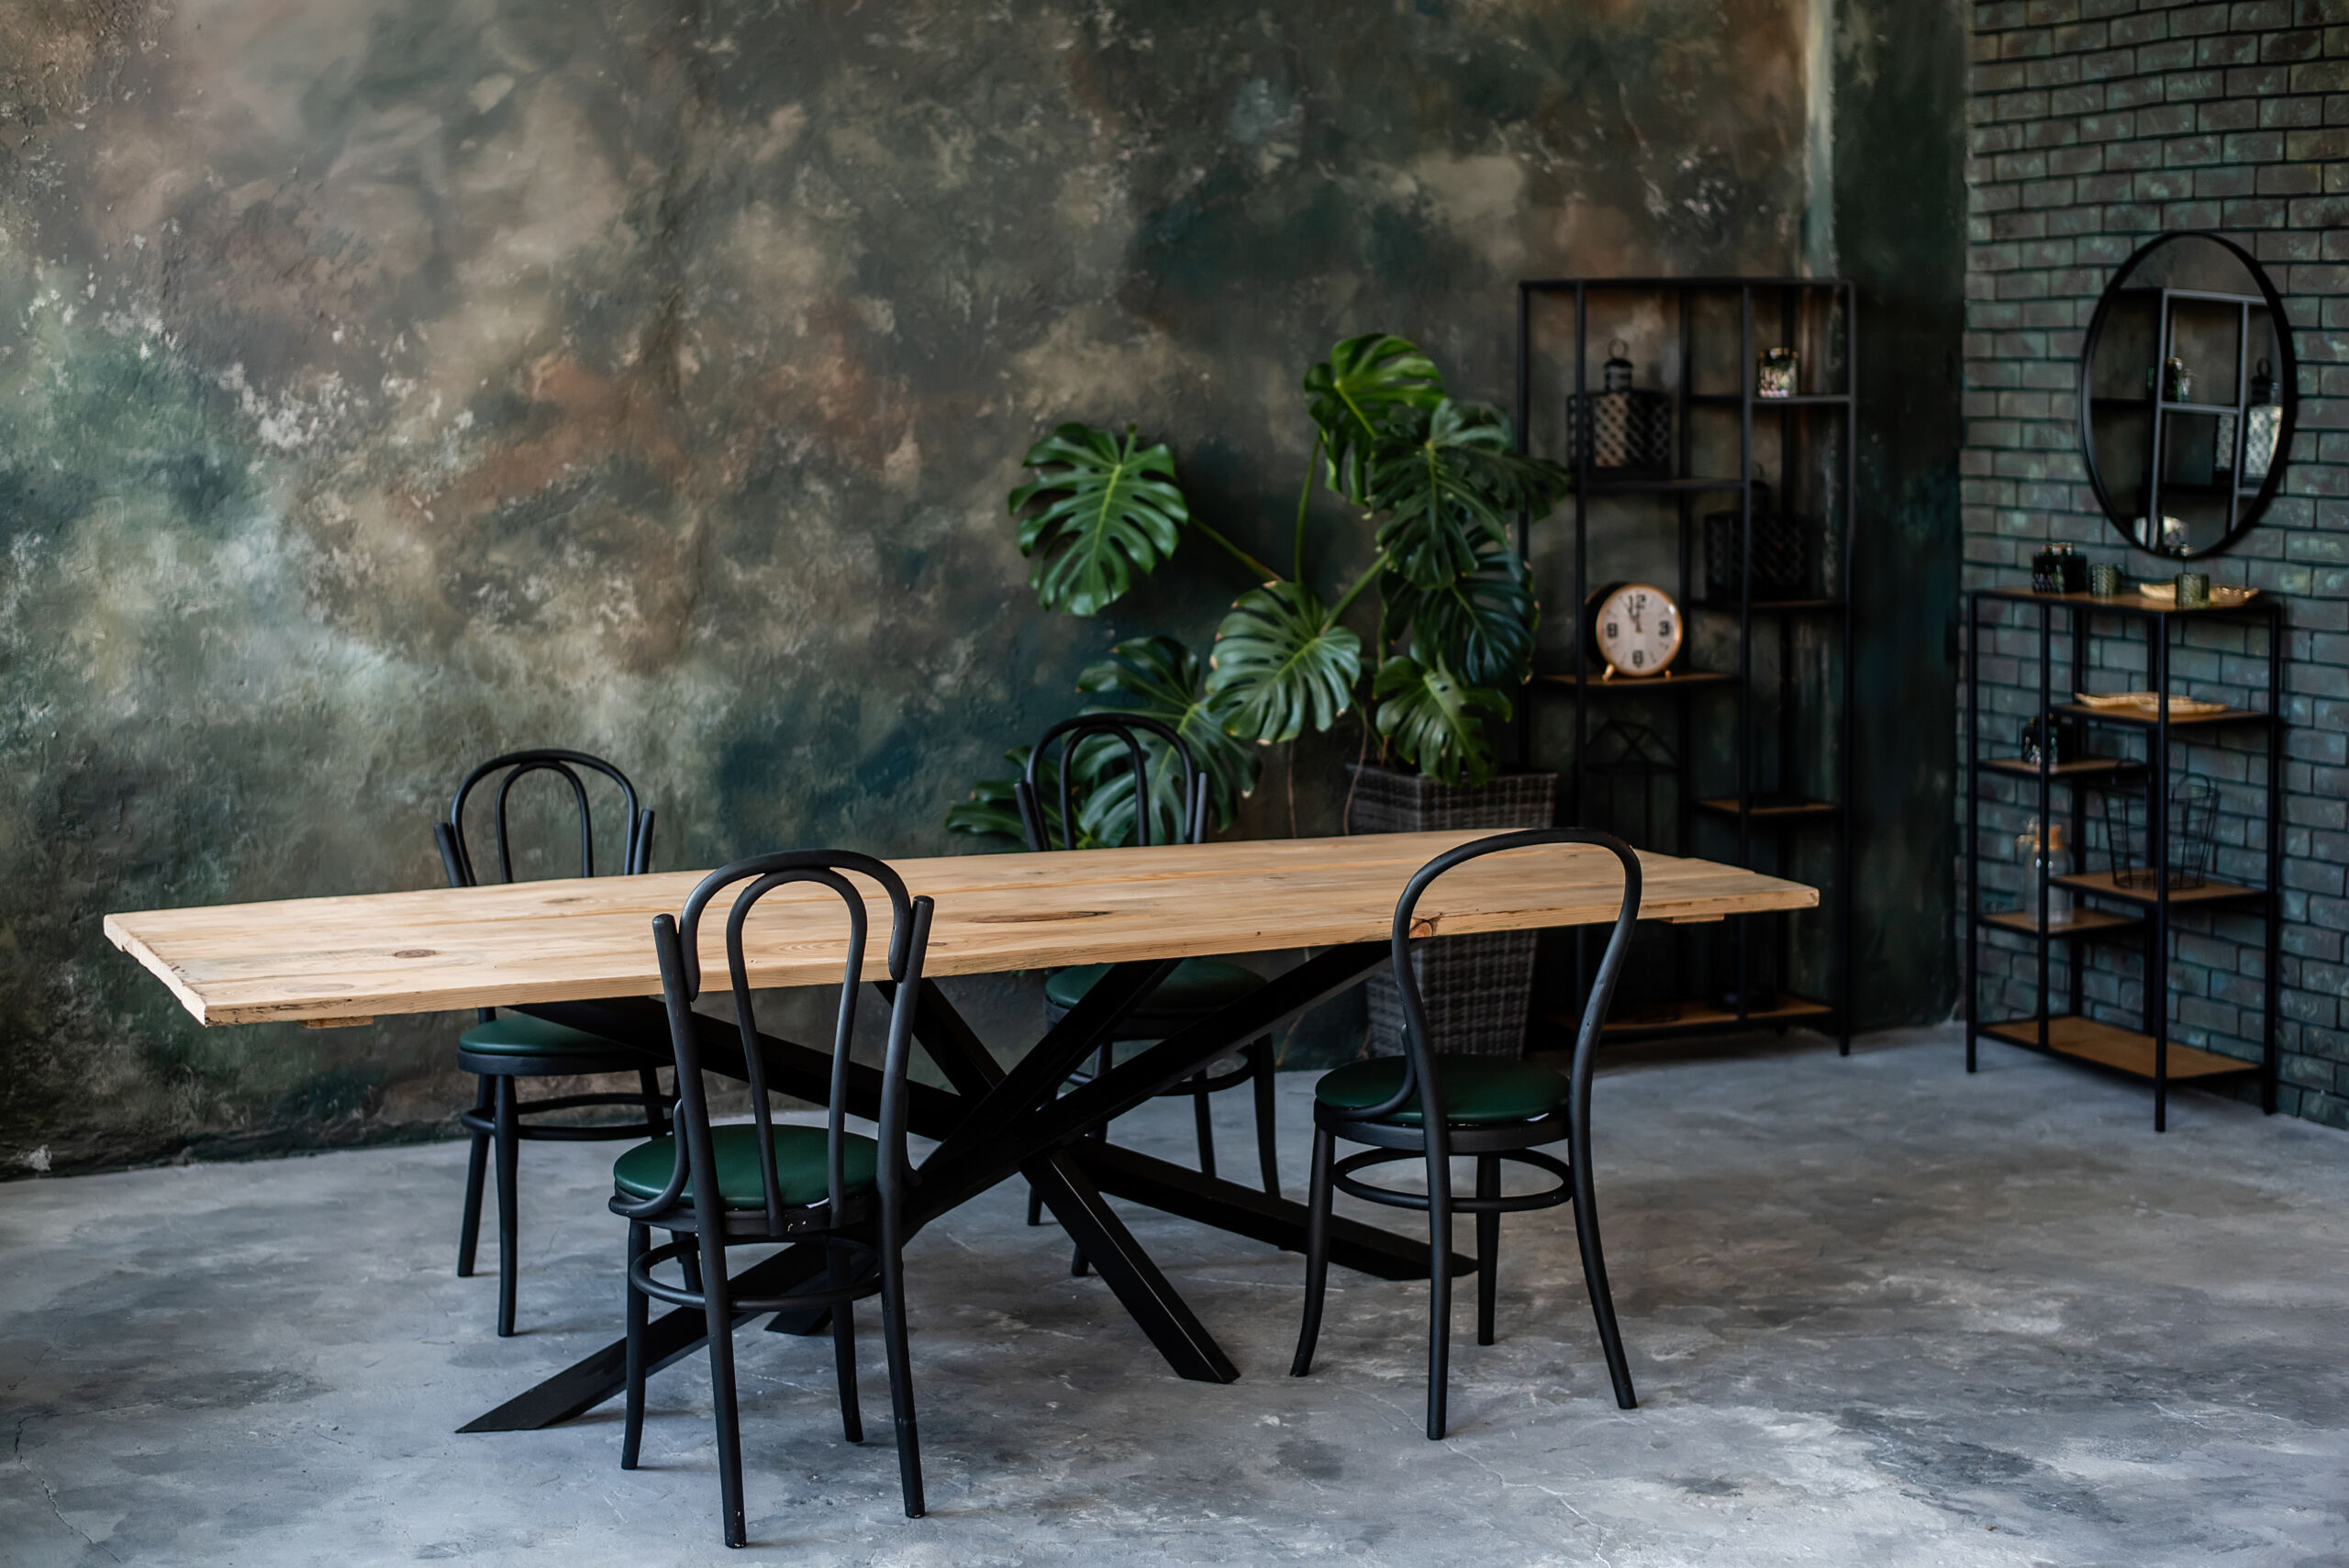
[1964, 0, 2349, 1127]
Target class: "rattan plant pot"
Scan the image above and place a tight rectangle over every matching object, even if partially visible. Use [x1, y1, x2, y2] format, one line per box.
[1346, 765, 1558, 1058]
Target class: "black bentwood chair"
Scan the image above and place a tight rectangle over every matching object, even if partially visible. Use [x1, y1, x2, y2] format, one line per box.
[616, 851, 936, 1548]
[1016, 716, 1280, 1245]
[1289, 828, 1642, 1439]
[434, 749, 666, 1337]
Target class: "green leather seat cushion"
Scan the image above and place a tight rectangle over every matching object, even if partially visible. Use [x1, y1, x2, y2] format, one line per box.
[613, 1124, 877, 1210]
[1314, 1054, 1570, 1126]
[1043, 957, 1264, 1030]
[460, 1012, 637, 1057]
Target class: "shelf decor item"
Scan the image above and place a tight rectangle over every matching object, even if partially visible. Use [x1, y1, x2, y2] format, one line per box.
[2031, 544, 2087, 595]
[1568, 339, 1673, 474]
[1584, 581, 1683, 678]
[2019, 711, 2073, 767]
[2175, 571, 2211, 608]
[1703, 484, 1810, 600]
[2013, 817, 2073, 928]
[1756, 346, 1799, 398]
[2163, 355, 2191, 402]
[2245, 358, 2282, 480]
[2089, 562, 2124, 597]
[2101, 776, 2219, 892]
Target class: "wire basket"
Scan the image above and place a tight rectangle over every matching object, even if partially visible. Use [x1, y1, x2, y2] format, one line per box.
[1703, 496, 1811, 601]
[1568, 387, 1674, 474]
[2099, 776, 2218, 891]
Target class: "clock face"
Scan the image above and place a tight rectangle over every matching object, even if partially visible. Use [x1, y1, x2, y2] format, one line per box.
[1590, 582, 1683, 677]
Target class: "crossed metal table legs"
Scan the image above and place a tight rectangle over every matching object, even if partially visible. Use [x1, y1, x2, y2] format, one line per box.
[460, 941, 1470, 1433]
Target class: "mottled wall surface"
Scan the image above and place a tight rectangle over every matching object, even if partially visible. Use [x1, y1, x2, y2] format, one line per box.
[0, 0, 1931, 1173]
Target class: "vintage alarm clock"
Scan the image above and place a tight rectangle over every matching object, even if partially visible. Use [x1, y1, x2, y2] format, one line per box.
[1584, 581, 1684, 678]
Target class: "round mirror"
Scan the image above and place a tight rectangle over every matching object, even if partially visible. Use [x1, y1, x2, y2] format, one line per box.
[2077, 230, 2297, 560]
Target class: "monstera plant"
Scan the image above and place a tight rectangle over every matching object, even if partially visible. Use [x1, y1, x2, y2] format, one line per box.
[949, 334, 1571, 846]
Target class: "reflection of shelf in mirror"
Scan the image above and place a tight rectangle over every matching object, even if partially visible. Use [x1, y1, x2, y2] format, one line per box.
[2159, 399, 2243, 416]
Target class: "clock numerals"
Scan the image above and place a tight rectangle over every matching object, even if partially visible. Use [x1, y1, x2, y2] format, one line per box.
[1631, 650, 1645, 668]
[1605, 621, 1620, 639]
[1658, 618, 1672, 639]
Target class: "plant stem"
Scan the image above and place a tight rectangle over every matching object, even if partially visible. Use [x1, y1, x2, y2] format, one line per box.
[1327, 550, 1391, 621]
[1188, 517, 1281, 583]
[1291, 432, 1322, 582]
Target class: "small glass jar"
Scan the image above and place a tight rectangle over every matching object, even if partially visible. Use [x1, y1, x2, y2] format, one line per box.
[1756, 347, 1799, 399]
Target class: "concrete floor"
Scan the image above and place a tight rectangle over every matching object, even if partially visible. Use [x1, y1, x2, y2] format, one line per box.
[4, 1025, 2346, 1566]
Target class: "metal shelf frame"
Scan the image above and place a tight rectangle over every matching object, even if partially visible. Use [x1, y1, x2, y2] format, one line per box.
[1963, 587, 2286, 1130]
[1514, 276, 1854, 1050]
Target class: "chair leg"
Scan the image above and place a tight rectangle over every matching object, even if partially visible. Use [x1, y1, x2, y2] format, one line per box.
[1026, 1184, 1045, 1227]
[829, 1244, 863, 1444]
[1426, 1149, 1453, 1441]
[1288, 1126, 1336, 1377]
[493, 1075, 521, 1338]
[1250, 1038, 1279, 1198]
[621, 1221, 649, 1470]
[1192, 1073, 1218, 1181]
[1475, 1155, 1500, 1348]
[876, 1218, 925, 1519]
[457, 1074, 493, 1277]
[698, 1229, 747, 1549]
[1570, 1140, 1639, 1411]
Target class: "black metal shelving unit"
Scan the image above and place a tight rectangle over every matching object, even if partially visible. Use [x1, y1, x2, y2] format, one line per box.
[1964, 587, 2284, 1131]
[1514, 276, 1854, 1051]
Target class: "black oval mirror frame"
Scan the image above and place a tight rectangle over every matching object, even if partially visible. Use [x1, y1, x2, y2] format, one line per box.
[2076, 229, 2299, 561]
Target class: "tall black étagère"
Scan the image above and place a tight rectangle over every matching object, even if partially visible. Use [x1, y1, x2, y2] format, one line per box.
[1513, 277, 1854, 1051]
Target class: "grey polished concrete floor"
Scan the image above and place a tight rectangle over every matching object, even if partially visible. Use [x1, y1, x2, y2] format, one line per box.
[4, 1025, 2346, 1566]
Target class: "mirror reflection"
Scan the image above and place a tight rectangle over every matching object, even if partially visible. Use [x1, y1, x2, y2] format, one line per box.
[2079, 231, 2295, 560]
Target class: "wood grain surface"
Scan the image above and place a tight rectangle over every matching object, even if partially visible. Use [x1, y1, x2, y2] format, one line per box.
[105, 831, 1817, 1026]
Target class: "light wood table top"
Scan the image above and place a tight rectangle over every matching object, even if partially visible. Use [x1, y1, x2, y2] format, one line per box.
[105, 831, 1818, 1028]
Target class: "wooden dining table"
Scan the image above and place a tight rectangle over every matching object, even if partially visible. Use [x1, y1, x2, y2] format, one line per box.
[106, 829, 1816, 1432]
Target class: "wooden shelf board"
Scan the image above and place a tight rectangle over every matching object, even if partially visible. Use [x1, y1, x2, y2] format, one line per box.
[2054, 701, 2273, 729]
[1982, 1016, 2253, 1080]
[1695, 796, 1841, 820]
[1537, 667, 1737, 692]
[2054, 870, 2264, 907]
[1584, 993, 1837, 1037]
[1976, 587, 2270, 618]
[1978, 907, 2141, 937]
[1978, 755, 2143, 780]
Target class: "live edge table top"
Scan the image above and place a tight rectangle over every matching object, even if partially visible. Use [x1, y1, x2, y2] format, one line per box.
[104, 831, 1818, 1028]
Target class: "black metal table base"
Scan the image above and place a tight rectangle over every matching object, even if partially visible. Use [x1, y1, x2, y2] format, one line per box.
[462, 941, 1464, 1432]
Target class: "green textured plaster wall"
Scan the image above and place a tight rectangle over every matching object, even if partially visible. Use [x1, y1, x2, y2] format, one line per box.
[0, 0, 1954, 1173]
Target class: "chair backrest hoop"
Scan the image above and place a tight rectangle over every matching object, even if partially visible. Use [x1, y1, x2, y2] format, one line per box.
[439, 748, 653, 888]
[1347, 828, 1643, 1155]
[1015, 714, 1207, 852]
[624, 850, 932, 1237]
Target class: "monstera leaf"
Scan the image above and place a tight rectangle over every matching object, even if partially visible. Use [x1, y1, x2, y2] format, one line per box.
[1366, 399, 1569, 589]
[1373, 654, 1510, 788]
[1008, 423, 1189, 615]
[1381, 545, 1538, 688]
[946, 747, 1047, 848]
[1303, 334, 1444, 506]
[1074, 636, 1260, 843]
[1206, 581, 1364, 744]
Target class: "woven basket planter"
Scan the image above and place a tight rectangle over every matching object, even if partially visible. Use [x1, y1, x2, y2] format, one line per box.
[1346, 765, 1558, 1059]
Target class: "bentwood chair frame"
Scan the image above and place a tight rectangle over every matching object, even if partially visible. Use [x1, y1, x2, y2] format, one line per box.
[434, 749, 668, 1336]
[1290, 828, 1642, 1439]
[618, 851, 935, 1547]
[1015, 715, 1281, 1243]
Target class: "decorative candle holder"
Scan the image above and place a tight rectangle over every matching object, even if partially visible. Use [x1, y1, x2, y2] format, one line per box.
[2089, 562, 2123, 597]
[1755, 347, 1799, 399]
[2175, 571, 2211, 608]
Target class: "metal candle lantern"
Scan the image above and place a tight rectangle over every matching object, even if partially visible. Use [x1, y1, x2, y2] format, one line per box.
[1568, 339, 1673, 474]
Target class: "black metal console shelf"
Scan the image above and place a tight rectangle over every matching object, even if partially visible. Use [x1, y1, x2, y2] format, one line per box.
[1514, 276, 1854, 1050]
[1964, 586, 2284, 1131]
